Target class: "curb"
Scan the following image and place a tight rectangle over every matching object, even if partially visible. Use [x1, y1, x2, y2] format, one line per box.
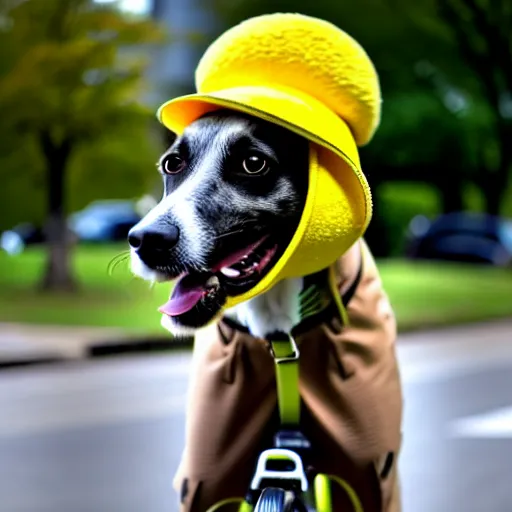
[0, 355, 67, 370]
[0, 326, 194, 370]
[87, 335, 193, 357]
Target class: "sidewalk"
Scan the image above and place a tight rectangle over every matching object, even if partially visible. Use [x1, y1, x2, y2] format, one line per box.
[0, 323, 190, 368]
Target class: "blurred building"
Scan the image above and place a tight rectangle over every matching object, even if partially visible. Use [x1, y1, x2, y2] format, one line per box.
[95, 0, 219, 106]
[149, 0, 219, 104]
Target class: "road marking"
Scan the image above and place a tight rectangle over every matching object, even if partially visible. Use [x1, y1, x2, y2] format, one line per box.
[449, 406, 512, 438]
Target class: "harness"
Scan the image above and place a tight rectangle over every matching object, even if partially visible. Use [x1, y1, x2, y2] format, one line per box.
[269, 259, 363, 427]
[221, 254, 363, 427]
[214, 255, 365, 511]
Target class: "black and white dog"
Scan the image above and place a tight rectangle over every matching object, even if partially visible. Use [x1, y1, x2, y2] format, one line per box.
[128, 110, 309, 338]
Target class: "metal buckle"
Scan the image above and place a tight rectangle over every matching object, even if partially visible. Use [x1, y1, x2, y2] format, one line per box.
[267, 333, 300, 363]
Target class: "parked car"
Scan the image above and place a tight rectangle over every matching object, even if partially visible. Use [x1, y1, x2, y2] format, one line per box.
[69, 200, 142, 242]
[2, 199, 147, 253]
[0, 223, 45, 255]
[406, 212, 512, 266]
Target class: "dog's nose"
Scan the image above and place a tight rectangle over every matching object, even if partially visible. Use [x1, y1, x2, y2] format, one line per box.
[128, 224, 180, 251]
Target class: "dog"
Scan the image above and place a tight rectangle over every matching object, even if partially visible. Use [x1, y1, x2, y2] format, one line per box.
[129, 109, 310, 338]
[128, 109, 402, 512]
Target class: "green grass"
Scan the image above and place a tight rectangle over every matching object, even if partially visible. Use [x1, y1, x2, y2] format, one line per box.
[0, 244, 170, 334]
[379, 260, 512, 331]
[0, 244, 511, 334]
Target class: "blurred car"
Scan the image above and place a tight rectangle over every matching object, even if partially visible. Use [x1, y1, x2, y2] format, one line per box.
[0, 223, 45, 255]
[69, 200, 142, 242]
[1, 199, 149, 253]
[406, 212, 512, 266]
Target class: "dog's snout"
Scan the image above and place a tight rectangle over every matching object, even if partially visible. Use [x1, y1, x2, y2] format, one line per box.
[128, 224, 180, 252]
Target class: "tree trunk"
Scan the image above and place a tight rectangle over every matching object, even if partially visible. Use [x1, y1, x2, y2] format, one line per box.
[39, 132, 77, 292]
[437, 176, 464, 214]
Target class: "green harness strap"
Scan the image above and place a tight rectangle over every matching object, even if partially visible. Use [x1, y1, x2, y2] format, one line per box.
[269, 264, 350, 426]
[269, 335, 301, 426]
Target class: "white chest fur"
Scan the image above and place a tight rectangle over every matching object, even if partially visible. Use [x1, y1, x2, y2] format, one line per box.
[226, 277, 303, 339]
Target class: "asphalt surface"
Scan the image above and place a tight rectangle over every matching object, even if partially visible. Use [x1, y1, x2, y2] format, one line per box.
[1, 322, 512, 512]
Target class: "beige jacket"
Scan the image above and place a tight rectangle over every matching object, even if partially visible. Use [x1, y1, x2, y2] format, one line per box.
[174, 240, 403, 511]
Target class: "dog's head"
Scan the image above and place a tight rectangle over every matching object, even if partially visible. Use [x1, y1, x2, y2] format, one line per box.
[129, 110, 309, 333]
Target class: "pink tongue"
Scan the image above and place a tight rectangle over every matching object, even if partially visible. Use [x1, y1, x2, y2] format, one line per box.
[159, 281, 204, 317]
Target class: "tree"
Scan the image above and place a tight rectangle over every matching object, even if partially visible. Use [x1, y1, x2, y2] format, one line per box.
[425, 0, 512, 215]
[0, 0, 165, 290]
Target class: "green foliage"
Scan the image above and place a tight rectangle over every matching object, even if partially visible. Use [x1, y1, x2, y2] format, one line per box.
[0, 134, 46, 230]
[501, 186, 512, 218]
[463, 183, 485, 213]
[0, 0, 166, 230]
[0, 120, 162, 231]
[0, 0, 163, 139]
[362, 90, 470, 172]
[67, 121, 162, 214]
[378, 182, 441, 256]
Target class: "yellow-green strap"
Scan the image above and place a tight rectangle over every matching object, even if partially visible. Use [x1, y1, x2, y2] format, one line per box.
[270, 338, 300, 426]
[328, 264, 350, 326]
[326, 474, 364, 512]
[314, 474, 332, 512]
[314, 473, 364, 512]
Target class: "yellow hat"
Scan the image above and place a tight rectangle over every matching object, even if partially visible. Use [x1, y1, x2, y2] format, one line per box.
[157, 13, 380, 310]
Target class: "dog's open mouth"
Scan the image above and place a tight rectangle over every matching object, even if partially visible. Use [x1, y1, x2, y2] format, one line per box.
[159, 236, 278, 317]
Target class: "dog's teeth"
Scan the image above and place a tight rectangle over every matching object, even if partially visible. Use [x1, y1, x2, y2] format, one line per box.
[206, 275, 220, 288]
[220, 267, 240, 278]
[237, 257, 251, 269]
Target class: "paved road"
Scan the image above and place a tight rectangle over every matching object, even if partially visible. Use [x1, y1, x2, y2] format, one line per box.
[1, 321, 512, 512]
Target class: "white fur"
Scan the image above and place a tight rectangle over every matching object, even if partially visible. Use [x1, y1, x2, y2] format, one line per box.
[130, 248, 162, 281]
[226, 277, 303, 338]
[161, 313, 198, 337]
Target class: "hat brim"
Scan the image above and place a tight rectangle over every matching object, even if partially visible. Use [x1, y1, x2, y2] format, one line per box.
[157, 85, 371, 228]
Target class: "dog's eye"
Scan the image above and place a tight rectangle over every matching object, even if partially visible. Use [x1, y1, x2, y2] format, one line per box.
[242, 155, 268, 175]
[162, 155, 185, 175]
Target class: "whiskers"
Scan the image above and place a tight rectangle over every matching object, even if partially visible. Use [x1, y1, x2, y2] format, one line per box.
[214, 219, 259, 241]
[107, 250, 131, 276]
[214, 228, 245, 240]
